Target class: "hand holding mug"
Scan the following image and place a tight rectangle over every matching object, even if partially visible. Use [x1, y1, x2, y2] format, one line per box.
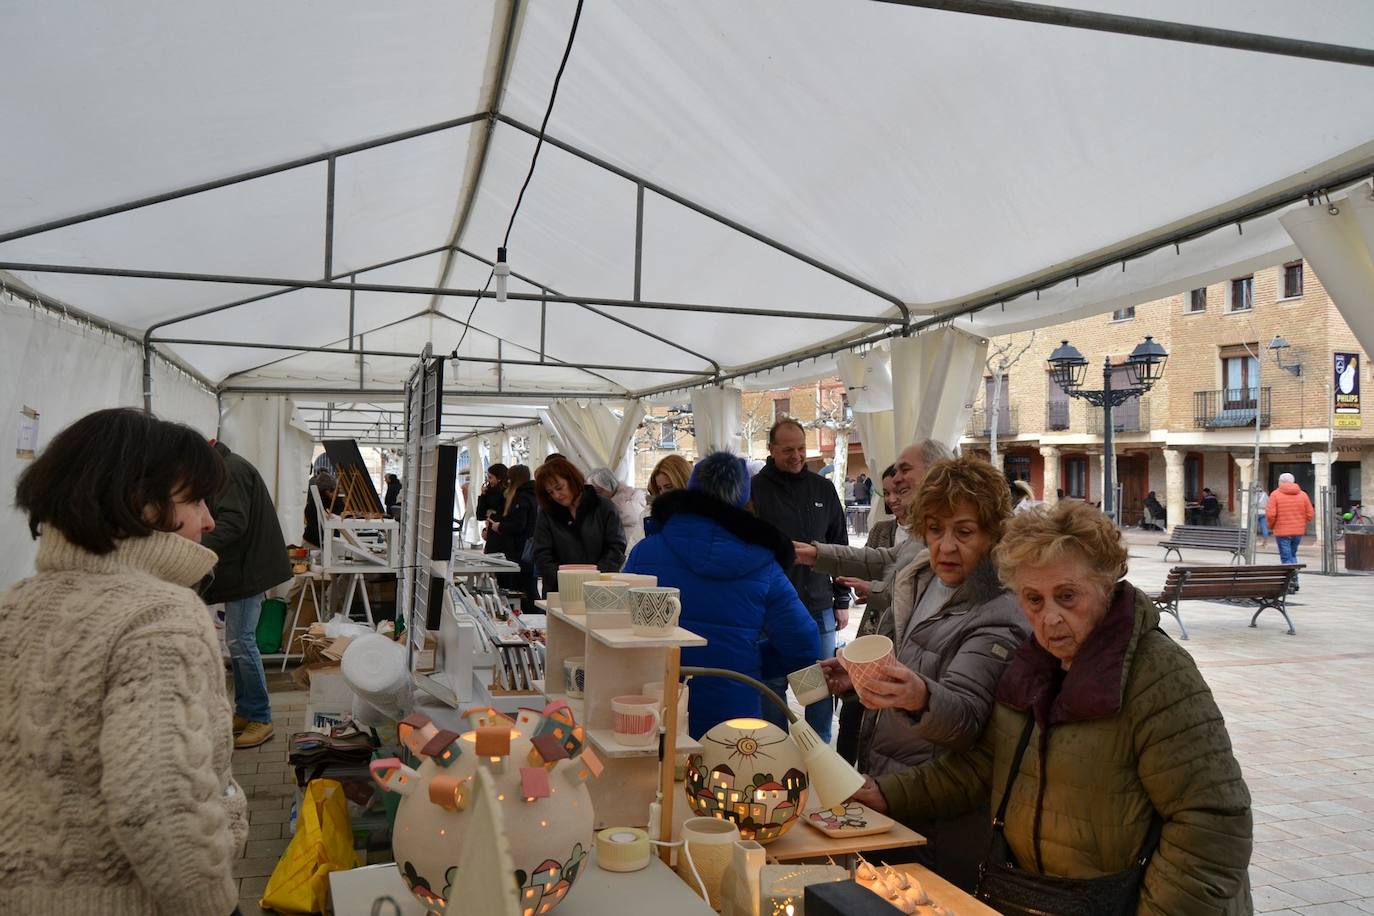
[819, 656, 852, 696]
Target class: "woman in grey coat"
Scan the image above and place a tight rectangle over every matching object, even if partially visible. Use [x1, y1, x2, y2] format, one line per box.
[820, 455, 1029, 890]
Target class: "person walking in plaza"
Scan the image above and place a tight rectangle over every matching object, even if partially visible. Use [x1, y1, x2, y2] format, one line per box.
[2, 409, 247, 914]
[750, 417, 851, 743]
[203, 440, 292, 749]
[1267, 472, 1315, 592]
[1255, 487, 1271, 548]
[623, 452, 820, 737]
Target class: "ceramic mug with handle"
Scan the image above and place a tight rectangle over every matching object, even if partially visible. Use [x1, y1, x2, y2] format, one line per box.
[611, 694, 661, 747]
[563, 656, 587, 699]
[628, 587, 682, 636]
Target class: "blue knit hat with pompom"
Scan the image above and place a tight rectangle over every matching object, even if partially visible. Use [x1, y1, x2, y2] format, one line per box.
[688, 451, 752, 508]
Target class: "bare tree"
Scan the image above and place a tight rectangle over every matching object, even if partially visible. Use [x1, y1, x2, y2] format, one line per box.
[805, 384, 857, 508]
[984, 330, 1037, 467]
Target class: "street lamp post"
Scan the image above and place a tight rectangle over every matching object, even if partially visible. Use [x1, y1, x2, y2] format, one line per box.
[1048, 336, 1168, 524]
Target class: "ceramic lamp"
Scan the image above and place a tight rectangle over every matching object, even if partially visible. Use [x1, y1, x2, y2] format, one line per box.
[676, 817, 740, 910]
[373, 704, 599, 914]
[684, 718, 808, 844]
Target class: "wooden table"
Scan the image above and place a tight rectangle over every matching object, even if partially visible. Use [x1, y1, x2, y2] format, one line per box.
[670, 781, 925, 863]
[882, 861, 999, 915]
[329, 852, 714, 915]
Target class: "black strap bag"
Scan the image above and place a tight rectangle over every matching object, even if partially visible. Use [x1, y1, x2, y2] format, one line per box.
[975, 716, 1162, 916]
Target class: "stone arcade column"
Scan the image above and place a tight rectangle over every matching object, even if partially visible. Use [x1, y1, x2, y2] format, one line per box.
[1234, 457, 1255, 527]
[1163, 449, 1186, 533]
[1039, 446, 1061, 505]
[1312, 451, 1339, 545]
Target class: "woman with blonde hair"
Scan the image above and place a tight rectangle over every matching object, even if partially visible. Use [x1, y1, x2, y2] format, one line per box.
[853, 500, 1252, 913]
[648, 453, 691, 498]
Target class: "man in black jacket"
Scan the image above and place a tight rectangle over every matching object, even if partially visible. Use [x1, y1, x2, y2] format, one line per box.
[750, 418, 850, 742]
[203, 441, 292, 749]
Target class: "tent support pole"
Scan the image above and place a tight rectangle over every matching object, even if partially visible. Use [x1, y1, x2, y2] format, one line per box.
[0, 112, 489, 246]
[873, 0, 1374, 68]
[634, 183, 644, 300]
[323, 157, 336, 279]
[220, 386, 626, 400]
[157, 337, 708, 375]
[348, 277, 356, 350]
[358, 334, 364, 390]
[495, 114, 910, 324]
[142, 343, 153, 414]
[0, 261, 899, 325]
[455, 246, 723, 375]
[540, 291, 547, 361]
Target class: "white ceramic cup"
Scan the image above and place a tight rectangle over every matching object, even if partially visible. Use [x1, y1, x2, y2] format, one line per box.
[563, 656, 586, 699]
[607, 572, 658, 588]
[582, 580, 632, 614]
[611, 694, 662, 747]
[629, 587, 682, 636]
[557, 568, 602, 613]
[839, 634, 897, 693]
[676, 817, 741, 909]
[642, 681, 689, 735]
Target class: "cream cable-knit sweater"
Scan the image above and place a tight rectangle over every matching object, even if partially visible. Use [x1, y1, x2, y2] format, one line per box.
[0, 528, 248, 916]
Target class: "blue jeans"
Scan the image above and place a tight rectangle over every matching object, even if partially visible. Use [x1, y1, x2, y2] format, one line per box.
[761, 607, 836, 743]
[225, 594, 272, 723]
[1276, 535, 1302, 587]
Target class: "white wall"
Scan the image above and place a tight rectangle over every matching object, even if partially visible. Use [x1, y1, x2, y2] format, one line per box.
[0, 298, 218, 589]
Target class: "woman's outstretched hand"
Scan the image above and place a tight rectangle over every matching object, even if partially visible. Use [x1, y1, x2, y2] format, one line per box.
[848, 776, 889, 814]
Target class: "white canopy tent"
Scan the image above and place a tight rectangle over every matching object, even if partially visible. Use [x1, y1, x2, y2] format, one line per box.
[4, 1, 1374, 585]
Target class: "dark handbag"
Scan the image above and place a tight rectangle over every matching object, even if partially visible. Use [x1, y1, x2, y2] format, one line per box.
[976, 716, 1162, 916]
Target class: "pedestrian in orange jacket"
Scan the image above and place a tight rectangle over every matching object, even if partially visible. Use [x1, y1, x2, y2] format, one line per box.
[1266, 473, 1314, 591]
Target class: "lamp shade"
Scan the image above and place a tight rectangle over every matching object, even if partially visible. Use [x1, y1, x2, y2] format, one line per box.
[788, 720, 866, 809]
[684, 718, 808, 844]
[1126, 335, 1169, 387]
[1047, 339, 1088, 390]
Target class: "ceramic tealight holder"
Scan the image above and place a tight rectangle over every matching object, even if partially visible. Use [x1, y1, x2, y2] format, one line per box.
[610, 694, 661, 747]
[557, 568, 602, 614]
[581, 580, 632, 628]
[563, 656, 586, 699]
[838, 634, 897, 694]
[628, 587, 681, 636]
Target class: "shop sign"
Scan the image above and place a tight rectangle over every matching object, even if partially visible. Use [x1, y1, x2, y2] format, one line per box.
[1334, 352, 1362, 429]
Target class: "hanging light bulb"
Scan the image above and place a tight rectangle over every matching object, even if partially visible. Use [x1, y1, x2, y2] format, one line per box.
[495, 246, 510, 303]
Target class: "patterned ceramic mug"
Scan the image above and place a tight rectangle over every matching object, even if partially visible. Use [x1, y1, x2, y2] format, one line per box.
[611, 694, 661, 747]
[564, 656, 587, 699]
[582, 580, 632, 614]
[838, 634, 896, 694]
[629, 587, 682, 636]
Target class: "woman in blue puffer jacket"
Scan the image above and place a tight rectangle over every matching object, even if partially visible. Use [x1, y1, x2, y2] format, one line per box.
[625, 451, 821, 738]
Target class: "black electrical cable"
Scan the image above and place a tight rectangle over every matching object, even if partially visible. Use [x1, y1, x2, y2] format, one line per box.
[452, 0, 586, 360]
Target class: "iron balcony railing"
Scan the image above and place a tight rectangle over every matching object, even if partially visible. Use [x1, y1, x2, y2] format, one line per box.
[966, 406, 1018, 438]
[1046, 402, 1070, 431]
[1087, 396, 1151, 434]
[1193, 387, 1272, 429]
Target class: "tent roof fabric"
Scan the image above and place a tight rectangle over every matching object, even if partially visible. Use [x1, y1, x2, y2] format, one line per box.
[4, 0, 1374, 418]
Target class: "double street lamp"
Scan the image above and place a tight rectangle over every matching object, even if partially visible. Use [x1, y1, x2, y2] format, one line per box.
[1047, 336, 1169, 524]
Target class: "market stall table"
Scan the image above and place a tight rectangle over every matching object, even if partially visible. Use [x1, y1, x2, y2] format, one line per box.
[327, 851, 715, 915]
[867, 861, 1000, 915]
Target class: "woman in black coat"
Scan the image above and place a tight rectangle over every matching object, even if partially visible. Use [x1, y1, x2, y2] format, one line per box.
[531, 457, 626, 597]
[478, 463, 509, 554]
[487, 465, 539, 605]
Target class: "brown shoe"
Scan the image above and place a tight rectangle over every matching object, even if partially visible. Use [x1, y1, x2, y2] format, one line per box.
[235, 721, 274, 749]
[232, 715, 249, 735]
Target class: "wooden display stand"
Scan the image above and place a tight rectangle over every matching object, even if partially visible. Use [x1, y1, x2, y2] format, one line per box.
[537, 597, 705, 835]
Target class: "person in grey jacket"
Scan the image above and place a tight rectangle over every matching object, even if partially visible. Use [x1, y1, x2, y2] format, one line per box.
[820, 455, 1029, 890]
[531, 457, 626, 596]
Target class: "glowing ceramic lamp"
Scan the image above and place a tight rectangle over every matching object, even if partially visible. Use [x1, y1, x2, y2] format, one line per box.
[680, 667, 866, 842]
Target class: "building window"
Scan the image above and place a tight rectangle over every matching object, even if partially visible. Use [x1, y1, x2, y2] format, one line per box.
[1221, 352, 1259, 409]
[1229, 276, 1254, 312]
[1188, 287, 1207, 313]
[1184, 453, 1203, 502]
[1005, 454, 1031, 483]
[1111, 306, 1136, 321]
[1282, 261, 1303, 299]
[657, 421, 677, 449]
[771, 397, 791, 422]
[1064, 456, 1088, 499]
[1046, 374, 1070, 430]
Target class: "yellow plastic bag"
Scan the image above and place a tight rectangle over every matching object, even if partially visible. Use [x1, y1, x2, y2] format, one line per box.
[260, 779, 358, 914]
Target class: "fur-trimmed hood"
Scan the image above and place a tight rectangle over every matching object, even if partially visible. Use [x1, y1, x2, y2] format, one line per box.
[650, 489, 794, 574]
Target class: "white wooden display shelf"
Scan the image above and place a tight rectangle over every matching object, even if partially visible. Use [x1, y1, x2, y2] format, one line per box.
[328, 853, 714, 916]
[547, 606, 707, 649]
[586, 727, 702, 759]
[531, 681, 585, 717]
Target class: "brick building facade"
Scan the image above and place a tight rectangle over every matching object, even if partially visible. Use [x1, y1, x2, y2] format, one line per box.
[968, 259, 1373, 535]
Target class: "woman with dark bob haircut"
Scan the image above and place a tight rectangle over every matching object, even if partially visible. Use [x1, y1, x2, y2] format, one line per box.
[0, 408, 248, 915]
[530, 456, 626, 596]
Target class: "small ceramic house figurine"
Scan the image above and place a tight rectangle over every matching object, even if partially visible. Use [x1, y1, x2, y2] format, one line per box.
[372, 702, 600, 914]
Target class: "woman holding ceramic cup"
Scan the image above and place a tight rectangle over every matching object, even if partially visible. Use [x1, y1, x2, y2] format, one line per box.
[820, 454, 1029, 890]
[852, 500, 1253, 913]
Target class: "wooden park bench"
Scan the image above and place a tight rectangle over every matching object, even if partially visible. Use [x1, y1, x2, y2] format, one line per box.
[1158, 525, 1248, 564]
[1153, 564, 1303, 640]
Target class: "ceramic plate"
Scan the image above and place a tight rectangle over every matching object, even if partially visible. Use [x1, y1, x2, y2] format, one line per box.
[803, 802, 896, 838]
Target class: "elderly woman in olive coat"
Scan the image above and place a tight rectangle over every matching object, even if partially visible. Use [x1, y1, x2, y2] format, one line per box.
[852, 500, 1252, 914]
